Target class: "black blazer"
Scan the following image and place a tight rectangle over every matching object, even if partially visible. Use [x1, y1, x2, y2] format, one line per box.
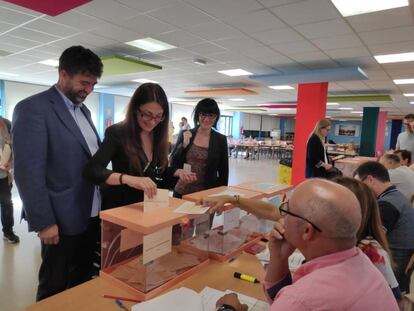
[306, 133, 329, 178]
[170, 127, 229, 191]
[83, 123, 177, 210]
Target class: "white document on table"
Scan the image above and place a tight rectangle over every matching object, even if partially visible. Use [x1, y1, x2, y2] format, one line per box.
[143, 188, 169, 212]
[142, 226, 172, 264]
[174, 201, 210, 214]
[132, 287, 202, 311]
[200, 287, 269, 311]
[209, 190, 245, 197]
[223, 208, 240, 233]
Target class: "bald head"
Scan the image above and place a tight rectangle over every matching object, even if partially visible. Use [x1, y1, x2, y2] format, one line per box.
[290, 179, 361, 239]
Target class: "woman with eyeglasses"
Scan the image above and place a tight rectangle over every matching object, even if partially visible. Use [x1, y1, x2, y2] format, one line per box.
[170, 98, 229, 198]
[83, 83, 196, 210]
[333, 176, 401, 300]
[306, 118, 333, 178]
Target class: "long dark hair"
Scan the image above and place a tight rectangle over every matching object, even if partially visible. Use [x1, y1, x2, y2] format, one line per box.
[333, 177, 392, 259]
[121, 83, 169, 174]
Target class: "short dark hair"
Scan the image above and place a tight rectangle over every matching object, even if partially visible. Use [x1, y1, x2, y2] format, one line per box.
[193, 98, 220, 127]
[404, 113, 414, 120]
[59, 45, 103, 78]
[394, 149, 412, 162]
[353, 161, 390, 183]
[382, 153, 400, 164]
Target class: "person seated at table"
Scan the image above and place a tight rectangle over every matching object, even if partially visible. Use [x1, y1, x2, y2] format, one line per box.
[379, 153, 414, 201]
[333, 177, 401, 299]
[170, 98, 228, 198]
[214, 179, 398, 311]
[394, 149, 414, 171]
[354, 161, 414, 294]
[306, 118, 333, 178]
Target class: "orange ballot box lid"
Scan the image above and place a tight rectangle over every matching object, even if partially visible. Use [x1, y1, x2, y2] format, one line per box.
[233, 181, 293, 198]
[100, 197, 199, 235]
[182, 186, 263, 205]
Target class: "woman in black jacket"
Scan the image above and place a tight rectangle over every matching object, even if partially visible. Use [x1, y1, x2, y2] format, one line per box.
[170, 98, 229, 198]
[306, 118, 333, 178]
[83, 83, 196, 210]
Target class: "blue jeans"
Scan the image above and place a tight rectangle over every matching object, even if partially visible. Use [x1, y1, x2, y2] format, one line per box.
[391, 247, 414, 293]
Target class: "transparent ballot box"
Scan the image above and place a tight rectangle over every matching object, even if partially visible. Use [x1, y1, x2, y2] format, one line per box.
[233, 182, 294, 234]
[183, 186, 263, 261]
[100, 197, 210, 300]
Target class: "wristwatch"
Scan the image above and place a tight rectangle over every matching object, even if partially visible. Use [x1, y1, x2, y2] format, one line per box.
[216, 304, 236, 311]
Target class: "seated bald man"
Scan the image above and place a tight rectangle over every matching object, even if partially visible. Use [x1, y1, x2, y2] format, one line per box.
[213, 179, 398, 311]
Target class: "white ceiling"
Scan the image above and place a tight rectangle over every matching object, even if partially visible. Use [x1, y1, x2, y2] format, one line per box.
[0, 0, 413, 118]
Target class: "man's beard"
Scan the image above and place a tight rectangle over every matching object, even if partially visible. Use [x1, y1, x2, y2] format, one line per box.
[64, 86, 87, 105]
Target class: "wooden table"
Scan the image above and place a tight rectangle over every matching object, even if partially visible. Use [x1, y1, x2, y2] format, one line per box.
[183, 186, 264, 204]
[233, 181, 293, 199]
[335, 156, 377, 177]
[23, 253, 266, 311]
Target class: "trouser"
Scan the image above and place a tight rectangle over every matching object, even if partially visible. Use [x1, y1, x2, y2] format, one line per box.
[36, 217, 100, 301]
[0, 176, 13, 234]
[391, 247, 414, 293]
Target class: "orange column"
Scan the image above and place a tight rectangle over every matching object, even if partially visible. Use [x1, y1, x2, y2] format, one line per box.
[291, 83, 328, 185]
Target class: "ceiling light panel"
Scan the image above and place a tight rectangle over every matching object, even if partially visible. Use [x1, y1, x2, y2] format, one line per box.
[132, 78, 159, 84]
[375, 52, 414, 64]
[38, 59, 59, 67]
[331, 0, 408, 17]
[125, 37, 176, 52]
[394, 79, 414, 85]
[218, 69, 253, 76]
[269, 85, 294, 90]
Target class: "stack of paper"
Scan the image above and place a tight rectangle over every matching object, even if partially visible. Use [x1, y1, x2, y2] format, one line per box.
[131, 286, 269, 311]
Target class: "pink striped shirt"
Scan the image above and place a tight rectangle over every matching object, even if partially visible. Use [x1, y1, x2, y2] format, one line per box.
[266, 247, 399, 311]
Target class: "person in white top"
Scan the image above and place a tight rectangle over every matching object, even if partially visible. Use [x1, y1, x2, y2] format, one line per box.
[396, 114, 414, 158]
[380, 153, 414, 202]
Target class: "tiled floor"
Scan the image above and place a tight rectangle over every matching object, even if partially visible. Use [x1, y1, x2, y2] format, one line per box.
[0, 157, 279, 311]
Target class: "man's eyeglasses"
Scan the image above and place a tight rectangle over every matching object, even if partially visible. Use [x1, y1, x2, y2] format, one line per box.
[138, 109, 165, 123]
[279, 201, 322, 232]
[199, 112, 217, 119]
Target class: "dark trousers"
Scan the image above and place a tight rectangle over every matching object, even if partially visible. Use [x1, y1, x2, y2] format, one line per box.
[36, 217, 100, 301]
[0, 177, 13, 234]
[391, 247, 414, 293]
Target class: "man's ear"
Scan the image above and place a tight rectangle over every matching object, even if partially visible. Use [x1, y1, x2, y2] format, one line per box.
[302, 224, 314, 241]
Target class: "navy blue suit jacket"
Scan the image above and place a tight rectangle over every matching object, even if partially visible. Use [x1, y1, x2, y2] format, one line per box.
[12, 86, 100, 235]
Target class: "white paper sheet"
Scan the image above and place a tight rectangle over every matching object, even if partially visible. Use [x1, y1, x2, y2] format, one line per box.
[209, 190, 245, 197]
[174, 201, 210, 214]
[143, 226, 172, 264]
[143, 189, 169, 212]
[223, 208, 240, 233]
[199, 287, 269, 311]
[183, 163, 192, 172]
[132, 288, 203, 311]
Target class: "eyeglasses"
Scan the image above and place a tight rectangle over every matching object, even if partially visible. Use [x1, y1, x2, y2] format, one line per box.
[199, 112, 217, 119]
[138, 109, 165, 123]
[279, 201, 322, 232]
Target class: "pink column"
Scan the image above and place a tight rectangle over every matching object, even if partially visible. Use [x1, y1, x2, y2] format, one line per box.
[375, 111, 388, 157]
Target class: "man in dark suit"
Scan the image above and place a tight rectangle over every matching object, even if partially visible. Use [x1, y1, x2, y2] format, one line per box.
[12, 45, 103, 300]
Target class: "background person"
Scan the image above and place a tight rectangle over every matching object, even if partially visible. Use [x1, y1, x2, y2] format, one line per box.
[84, 83, 196, 210]
[380, 153, 414, 201]
[12, 45, 103, 300]
[396, 114, 414, 157]
[0, 116, 18, 243]
[305, 118, 333, 178]
[170, 98, 228, 199]
[354, 161, 414, 294]
[333, 176, 401, 299]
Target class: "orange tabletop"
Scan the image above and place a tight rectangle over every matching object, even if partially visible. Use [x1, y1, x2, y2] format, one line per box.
[23, 252, 267, 311]
[335, 156, 377, 177]
[100, 197, 194, 235]
[183, 186, 264, 205]
[233, 181, 293, 198]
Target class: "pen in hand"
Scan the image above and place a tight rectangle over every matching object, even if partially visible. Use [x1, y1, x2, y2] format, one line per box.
[115, 299, 129, 311]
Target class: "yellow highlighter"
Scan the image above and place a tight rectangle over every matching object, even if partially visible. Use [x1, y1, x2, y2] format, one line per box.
[234, 272, 260, 283]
